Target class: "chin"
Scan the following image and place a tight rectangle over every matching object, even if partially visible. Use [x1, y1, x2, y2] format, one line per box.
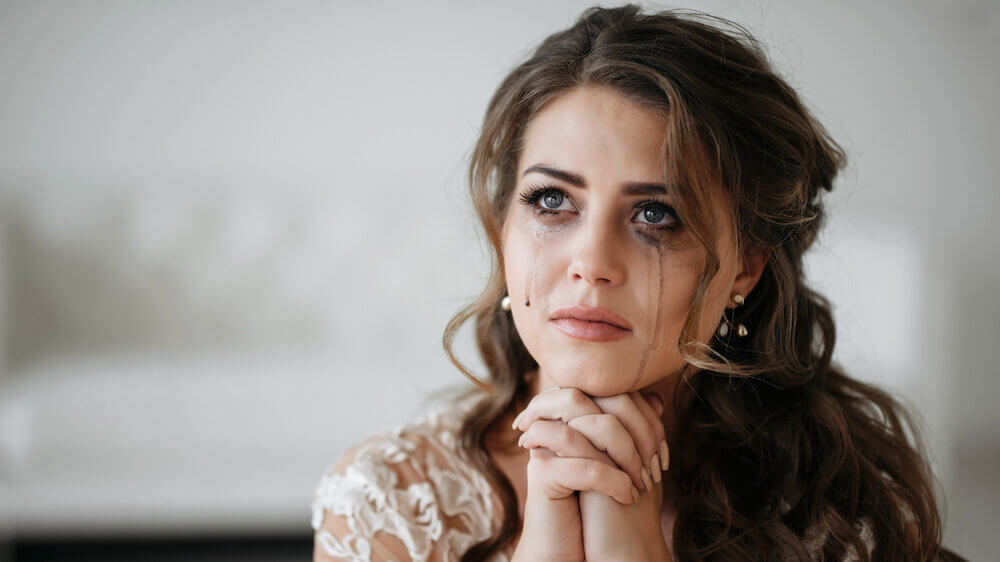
[546, 358, 641, 398]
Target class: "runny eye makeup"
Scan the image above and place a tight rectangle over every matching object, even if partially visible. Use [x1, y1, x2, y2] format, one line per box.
[516, 184, 684, 235]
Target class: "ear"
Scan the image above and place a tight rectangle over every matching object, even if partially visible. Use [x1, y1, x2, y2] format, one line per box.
[733, 246, 768, 302]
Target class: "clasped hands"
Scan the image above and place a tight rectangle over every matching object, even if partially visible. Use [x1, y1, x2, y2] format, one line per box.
[512, 386, 674, 562]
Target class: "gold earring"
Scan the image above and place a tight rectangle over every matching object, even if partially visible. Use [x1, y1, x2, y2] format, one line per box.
[500, 294, 511, 311]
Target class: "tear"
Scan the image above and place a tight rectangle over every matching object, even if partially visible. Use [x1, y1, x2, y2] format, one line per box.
[525, 229, 542, 307]
[629, 244, 664, 390]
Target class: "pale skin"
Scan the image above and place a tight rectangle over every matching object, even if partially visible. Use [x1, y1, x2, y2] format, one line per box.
[486, 85, 768, 561]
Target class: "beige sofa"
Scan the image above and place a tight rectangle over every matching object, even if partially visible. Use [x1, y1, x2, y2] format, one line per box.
[0, 188, 449, 539]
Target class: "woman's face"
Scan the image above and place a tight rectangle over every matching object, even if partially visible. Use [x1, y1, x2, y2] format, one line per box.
[501, 85, 759, 397]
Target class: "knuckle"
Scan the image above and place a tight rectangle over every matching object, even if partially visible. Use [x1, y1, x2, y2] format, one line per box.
[566, 388, 587, 407]
[619, 471, 633, 494]
[569, 425, 589, 448]
[524, 421, 540, 437]
[596, 413, 616, 431]
[556, 422, 573, 444]
[522, 396, 540, 414]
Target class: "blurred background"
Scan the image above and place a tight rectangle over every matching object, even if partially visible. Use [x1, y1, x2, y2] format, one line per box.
[0, 0, 996, 560]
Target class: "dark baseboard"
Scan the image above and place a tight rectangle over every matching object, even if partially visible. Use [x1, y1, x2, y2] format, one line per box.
[2, 533, 313, 562]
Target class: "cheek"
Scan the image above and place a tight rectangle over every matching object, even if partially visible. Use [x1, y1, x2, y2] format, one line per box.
[635, 266, 702, 379]
[503, 226, 538, 306]
[501, 219, 720, 392]
[653, 243, 734, 352]
[502, 227, 545, 349]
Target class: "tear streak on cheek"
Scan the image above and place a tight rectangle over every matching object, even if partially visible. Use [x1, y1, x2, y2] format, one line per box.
[525, 230, 542, 308]
[629, 244, 664, 390]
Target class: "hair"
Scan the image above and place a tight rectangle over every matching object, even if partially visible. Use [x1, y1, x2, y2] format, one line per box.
[436, 4, 963, 561]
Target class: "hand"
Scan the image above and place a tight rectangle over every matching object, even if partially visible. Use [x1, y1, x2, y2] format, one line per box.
[513, 387, 673, 562]
[510, 390, 641, 562]
[579, 391, 673, 561]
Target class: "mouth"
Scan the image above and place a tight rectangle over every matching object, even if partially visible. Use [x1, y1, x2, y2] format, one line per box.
[549, 305, 633, 342]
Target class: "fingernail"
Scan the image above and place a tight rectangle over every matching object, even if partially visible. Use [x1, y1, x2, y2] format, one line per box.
[659, 440, 670, 471]
[631, 485, 639, 503]
[650, 453, 661, 483]
[512, 411, 523, 430]
[517, 433, 526, 447]
[641, 466, 652, 492]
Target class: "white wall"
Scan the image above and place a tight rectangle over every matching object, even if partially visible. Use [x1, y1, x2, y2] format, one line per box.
[0, 0, 996, 558]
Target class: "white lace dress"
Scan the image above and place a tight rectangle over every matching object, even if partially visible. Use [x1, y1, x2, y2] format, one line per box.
[311, 391, 876, 561]
[311, 392, 510, 561]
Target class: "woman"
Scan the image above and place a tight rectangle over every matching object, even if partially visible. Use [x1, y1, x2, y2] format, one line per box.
[312, 5, 964, 561]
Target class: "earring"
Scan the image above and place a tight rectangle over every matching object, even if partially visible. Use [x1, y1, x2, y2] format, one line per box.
[717, 293, 749, 337]
[500, 294, 511, 311]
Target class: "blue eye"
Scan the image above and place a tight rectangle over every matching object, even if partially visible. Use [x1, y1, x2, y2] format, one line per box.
[516, 184, 683, 233]
[634, 201, 679, 228]
[539, 190, 571, 212]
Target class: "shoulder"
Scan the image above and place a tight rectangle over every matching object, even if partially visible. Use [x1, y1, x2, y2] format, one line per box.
[311, 390, 504, 561]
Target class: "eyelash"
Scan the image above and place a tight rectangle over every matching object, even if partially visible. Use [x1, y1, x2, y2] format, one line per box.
[516, 184, 682, 233]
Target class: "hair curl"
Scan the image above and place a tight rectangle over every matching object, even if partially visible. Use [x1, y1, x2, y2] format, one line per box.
[437, 5, 963, 561]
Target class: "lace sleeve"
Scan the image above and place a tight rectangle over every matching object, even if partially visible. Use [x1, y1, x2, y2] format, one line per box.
[801, 516, 877, 561]
[311, 432, 440, 561]
[310, 419, 505, 562]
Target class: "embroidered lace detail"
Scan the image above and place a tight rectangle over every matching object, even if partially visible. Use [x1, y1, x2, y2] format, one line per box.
[311, 391, 508, 561]
[312, 389, 879, 561]
[801, 516, 877, 561]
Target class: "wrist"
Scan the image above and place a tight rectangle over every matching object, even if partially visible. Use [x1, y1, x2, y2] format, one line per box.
[642, 537, 673, 562]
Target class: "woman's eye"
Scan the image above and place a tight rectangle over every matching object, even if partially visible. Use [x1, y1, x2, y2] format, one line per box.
[634, 203, 678, 228]
[518, 186, 680, 232]
[539, 190, 572, 211]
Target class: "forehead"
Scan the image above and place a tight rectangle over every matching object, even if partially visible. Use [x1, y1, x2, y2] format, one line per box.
[519, 86, 669, 183]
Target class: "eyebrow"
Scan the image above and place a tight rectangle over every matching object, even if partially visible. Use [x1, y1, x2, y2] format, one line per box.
[521, 164, 669, 197]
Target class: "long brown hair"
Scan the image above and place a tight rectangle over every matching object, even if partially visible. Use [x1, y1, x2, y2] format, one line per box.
[437, 5, 963, 560]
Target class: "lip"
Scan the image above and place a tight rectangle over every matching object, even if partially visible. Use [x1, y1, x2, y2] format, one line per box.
[551, 318, 632, 342]
[549, 305, 633, 342]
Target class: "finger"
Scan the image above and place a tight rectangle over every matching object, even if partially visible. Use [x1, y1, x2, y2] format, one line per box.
[526, 447, 573, 502]
[529, 446, 558, 462]
[564, 414, 647, 492]
[513, 387, 603, 432]
[592, 394, 661, 481]
[520, 418, 646, 492]
[528, 450, 637, 505]
[631, 390, 666, 443]
[633, 390, 670, 474]
[630, 391, 668, 488]
[519, 419, 615, 464]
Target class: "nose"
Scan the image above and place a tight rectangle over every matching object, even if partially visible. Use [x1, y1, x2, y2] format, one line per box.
[566, 214, 626, 287]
